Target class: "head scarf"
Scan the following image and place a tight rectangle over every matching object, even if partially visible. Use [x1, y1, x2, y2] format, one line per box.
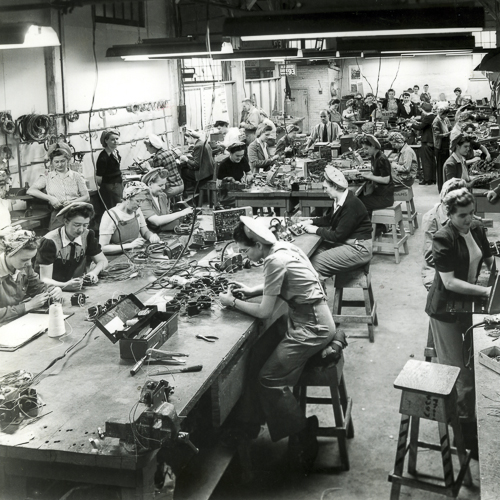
[3, 229, 37, 257]
[122, 181, 148, 200]
[362, 133, 381, 149]
[144, 134, 164, 150]
[346, 99, 354, 108]
[56, 202, 94, 219]
[388, 132, 406, 145]
[285, 124, 299, 134]
[141, 167, 164, 185]
[227, 142, 246, 154]
[46, 142, 72, 161]
[100, 129, 120, 148]
[324, 166, 348, 189]
[184, 129, 201, 139]
[240, 216, 277, 245]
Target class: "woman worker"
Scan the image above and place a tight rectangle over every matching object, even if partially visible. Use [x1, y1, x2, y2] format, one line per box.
[425, 188, 492, 458]
[274, 125, 299, 158]
[357, 134, 394, 233]
[0, 228, 62, 325]
[443, 134, 475, 189]
[432, 103, 452, 193]
[96, 129, 123, 209]
[35, 202, 108, 292]
[387, 131, 418, 188]
[140, 168, 192, 231]
[27, 142, 89, 230]
[248, 126, 279, 173]
[219, 217, 347, 471]
[179, 130, 215, 193]
[99, 181, 160, 255]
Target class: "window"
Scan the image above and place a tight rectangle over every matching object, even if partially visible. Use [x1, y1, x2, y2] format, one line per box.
[93, 2, 145, 27]
[182, 59, 222, 82]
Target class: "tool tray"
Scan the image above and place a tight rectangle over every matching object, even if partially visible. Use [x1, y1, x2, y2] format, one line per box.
[95, 294, 178, 360]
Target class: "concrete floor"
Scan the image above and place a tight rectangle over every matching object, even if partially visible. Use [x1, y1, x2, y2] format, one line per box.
[211, 182, 484, 500]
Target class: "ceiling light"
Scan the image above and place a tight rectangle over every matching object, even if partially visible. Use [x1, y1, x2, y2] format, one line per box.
[213, 48, 298, 61]
[0, 24, 60, 49]
[223, 6, 483, 41]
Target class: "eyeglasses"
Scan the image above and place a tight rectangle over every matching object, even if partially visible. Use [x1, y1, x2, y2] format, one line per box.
[238, 247, 251, 254]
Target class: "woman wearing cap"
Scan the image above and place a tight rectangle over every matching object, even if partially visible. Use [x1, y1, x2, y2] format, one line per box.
[140, 168, 192, 231]
[302, 166, 373, 277]
[144, 134, 184, 198]
[274, 125, 299, 158]
[426, 188, 492, 457]
[443, 134, 475, 189]
[95, 129, 123, 209]
[179, 130, 215, 192]
[432, 103, 453, 192]
[35, 203, 108, 292]
[342, 100, 357, 131]
[357, 134, 394, 221]
[387, 132, 418, 188]
[27, 142, 89, 230]
[0, 228, 62, 325]
[219, 217, 346, 471]
[248, 126, 279, 173]
[99, 181, 160, 255]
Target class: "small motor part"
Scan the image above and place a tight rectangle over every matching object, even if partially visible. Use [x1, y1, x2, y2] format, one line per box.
[70, 293, 87, 307]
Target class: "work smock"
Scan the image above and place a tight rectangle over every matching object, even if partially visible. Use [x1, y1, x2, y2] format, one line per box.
[99, 206, 148, 245]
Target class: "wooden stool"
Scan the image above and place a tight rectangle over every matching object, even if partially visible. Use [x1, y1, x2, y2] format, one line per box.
[199, 180, 218, 207]
[293, 354, 354, 471]
[332, 264, 377, 342]
[388, 360, 472, 500]
[371, 203, 409, 264]
[394, 187, 418, 235]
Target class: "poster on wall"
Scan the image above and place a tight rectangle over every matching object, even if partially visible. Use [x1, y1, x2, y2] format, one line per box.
[349, 65, 362, 94]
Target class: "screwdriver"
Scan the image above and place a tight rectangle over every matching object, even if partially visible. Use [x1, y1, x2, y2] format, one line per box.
[150, 365, 203, 376]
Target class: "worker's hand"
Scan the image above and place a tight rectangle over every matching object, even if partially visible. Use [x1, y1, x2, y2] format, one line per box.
[48, 287, 62, 301]
[239, 122, 246, 128]
[63, 278, 83, 292]
[271, 155, 280, 161]
[61, 200, 73, 206]
[486, 190, 498, 203]
[360, 171, 374, 180]
[128, 237, 146, 249]
[179, 155, 189, 162]
[181, 207, 193, 216]
[486, 154, 492, 162]
[149, 233, 161, 244]
[219, 288, 235, 308]
[245, 173, 254, 183]
[229, 282, 254, 298]
[300, 219, 314, 226]
[302, 224, 318, 234]
[470, 156, 481, 164]
[48, 196, 62, 209]
[24, 292, 50, 312]
[285, 146, 293, 153]
[85, 271, 99, 284]
[484, 286, 492, 298]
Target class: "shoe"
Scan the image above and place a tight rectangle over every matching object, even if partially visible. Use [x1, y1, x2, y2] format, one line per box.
[419, 180, 428, 185]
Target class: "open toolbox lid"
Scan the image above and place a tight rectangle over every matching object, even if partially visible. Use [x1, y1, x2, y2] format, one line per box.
[94, 294, 157, 344]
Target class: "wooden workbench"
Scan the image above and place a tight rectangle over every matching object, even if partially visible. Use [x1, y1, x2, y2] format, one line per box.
[473, 317, 500, 500]
[229, 188, 295, 215]
[0, 231, 321, 499]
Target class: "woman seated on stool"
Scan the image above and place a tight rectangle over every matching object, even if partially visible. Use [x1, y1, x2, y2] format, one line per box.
[387, 131, 418, 188]
[27, 142, 89, 230]
[219, 217, 347, 472]
[301, 166, 373, 278]
[274, 125, 300, 158]
[140, 168, 192, 232]
[99, 182, 160, 255]
[0, 228, 62, 325]
[36, 202, 108, 292]
[357, 134, 394, 235]
[425, 188, 492, 459]
[443, 134, 477, 190]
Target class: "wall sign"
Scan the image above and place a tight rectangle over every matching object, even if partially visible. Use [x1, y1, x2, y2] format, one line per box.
[279, 64, 297, 76]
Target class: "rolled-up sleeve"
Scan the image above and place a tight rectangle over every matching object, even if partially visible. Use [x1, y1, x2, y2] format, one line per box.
[263, 257, 286, 296]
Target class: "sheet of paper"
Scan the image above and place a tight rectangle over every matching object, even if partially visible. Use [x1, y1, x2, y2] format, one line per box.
[0, 313, 69, 349]
[104, 316, 125, 334]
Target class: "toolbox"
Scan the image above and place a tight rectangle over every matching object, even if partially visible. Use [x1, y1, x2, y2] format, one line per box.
[95, 294, 178, 360]
[478, 346, 500, 375]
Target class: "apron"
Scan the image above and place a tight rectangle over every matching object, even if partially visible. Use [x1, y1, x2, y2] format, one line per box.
[110, 210, 140, 245]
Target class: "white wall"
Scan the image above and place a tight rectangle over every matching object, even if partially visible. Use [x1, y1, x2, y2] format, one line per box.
[339, 53, 491, 101]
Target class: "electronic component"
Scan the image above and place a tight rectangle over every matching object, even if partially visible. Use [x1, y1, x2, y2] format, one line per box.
[289, 224, 306, 236]
[212, 206, 253, 241]
[0, 387, 38, 424]
[70, 293, 87, 307]
[164, 241, 184, 260]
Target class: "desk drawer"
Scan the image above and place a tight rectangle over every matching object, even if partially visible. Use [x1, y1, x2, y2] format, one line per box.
[211, 345, 250, 427]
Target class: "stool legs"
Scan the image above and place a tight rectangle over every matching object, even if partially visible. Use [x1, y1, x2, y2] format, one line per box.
[390, 414, 411, 500]
[438, 422, 455, 488]
[408, 416, 420, 475]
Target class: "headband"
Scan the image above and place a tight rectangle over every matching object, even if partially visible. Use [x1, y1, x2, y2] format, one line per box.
[141, 167, 164, 185]
[46, 142, 72, 160]
[56, 202, 94, 218]
[123, 181, 148, 200]
[3, 229, 37, 257]
[227, 142, 246, 153]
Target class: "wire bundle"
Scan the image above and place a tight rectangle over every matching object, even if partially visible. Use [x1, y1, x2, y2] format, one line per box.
[0, 112, 15, 135]
[99, 262, 137, 282]
[16, 114, 54, 143]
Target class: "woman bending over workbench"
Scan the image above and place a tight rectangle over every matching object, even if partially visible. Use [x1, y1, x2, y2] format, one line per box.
[425, 188, 493, 459]
[99, 181, 160, 255]
[0, 228, 62, 325]
[36, 202, 108, 292]
[219, 217, 347, 472]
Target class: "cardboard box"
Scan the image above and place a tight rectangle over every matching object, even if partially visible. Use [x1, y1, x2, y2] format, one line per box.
[478, 345, 500, 375]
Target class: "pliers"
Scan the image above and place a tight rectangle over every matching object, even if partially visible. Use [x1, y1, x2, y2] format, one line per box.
[196, 334, 219, 343]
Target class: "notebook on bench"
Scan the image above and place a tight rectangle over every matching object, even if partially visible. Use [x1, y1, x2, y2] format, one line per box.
[446, 258, 500, 314]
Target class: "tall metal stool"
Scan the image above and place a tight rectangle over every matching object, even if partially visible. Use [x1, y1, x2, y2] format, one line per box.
[388, 359, 472, 500]
[371, 203, 409, 264]
[332, 263, 377, 342]
[394, 187, 418, 235]
[293, 353, 354, 471]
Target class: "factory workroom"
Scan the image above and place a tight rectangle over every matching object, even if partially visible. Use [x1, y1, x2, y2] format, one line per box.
[2, 1, 500, 500]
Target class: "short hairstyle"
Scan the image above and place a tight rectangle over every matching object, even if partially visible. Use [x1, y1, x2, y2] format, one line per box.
[436, 103, 450, 115]
[242, 98, 253, 104]
[100, 129, 120, 148]
[440, 178, 467, 202]
[452, 134, 470, 152]
[214, 120, 229, 128]
[387, 88, 395, 93]
[147, 169, 168, 185]
[463, 122, 476, 132]
[63, 204, 95, 221]
[365, 93, 374, 98]
[257, 125, 273, 137]
[413, 85, 420, 89]
[233, 221, 257, 247]
[329, 98, 340, 105]
[402, 92, 411, 98]
[443, 188, 474, 216]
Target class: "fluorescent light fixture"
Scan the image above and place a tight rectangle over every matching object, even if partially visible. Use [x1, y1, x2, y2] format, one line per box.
[223, 7, 484, 41]
[0, 24, 60, 49]
[213, 48, 298, 61]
